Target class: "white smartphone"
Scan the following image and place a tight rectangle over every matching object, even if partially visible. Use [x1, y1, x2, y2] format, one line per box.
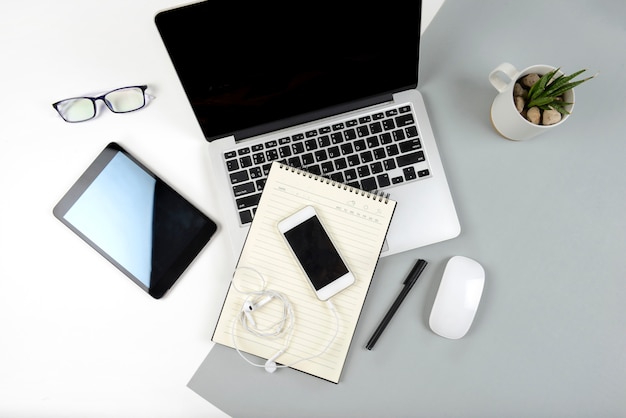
[278, 206, 355, 300]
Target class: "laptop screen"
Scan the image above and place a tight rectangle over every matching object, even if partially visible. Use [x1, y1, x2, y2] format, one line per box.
[155, 1, 421, 141]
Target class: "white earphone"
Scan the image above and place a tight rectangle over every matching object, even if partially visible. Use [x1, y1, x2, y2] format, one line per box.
[230, 266, 340, 374]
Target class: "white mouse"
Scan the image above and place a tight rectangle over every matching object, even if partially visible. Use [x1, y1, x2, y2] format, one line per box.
[429, 256, 485, 339]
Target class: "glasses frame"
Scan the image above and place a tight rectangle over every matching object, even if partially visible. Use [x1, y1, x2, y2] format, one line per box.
[52, 85, 149, 123]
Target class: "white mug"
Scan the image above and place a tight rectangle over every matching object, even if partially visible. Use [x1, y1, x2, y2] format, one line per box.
[489, 62, 574, 141]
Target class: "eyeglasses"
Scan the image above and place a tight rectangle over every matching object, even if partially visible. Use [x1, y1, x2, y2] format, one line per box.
[52, 85, 151, 122]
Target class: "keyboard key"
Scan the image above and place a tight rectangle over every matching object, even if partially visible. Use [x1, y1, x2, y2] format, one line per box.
[344, 128, 357, 140]
[226, 159, 239, 171]
[405, 125, 419, 138]
[238, 147, 251, 155]
[383, 158, 396, 170]
[358, 115, 371, 124]
[372, 112, 384, 120]
[395, 113, 415, 126]
[370, 123, 383, 136]
[357, 125, 369, 137]
[403, 166, 417, 181]
[279, 146, 292, 158]
[249, 167, 263, 179]
[305, 129, 317, 138]
[318, 135, 330, 147]
[386, 144, 399, 156]
[328, 146, 340, 158]
[319, 126, 331, 134]
[347, 155, 360, 167]
[230, 170, 249, 184]
[239, 210, 253, 225]
[253, 152, 265, 165]
[264, 140, 277, 148]
[361, 177, 377, 191]
[302, 153, 314, 165]
[287, 156, 302, 167]
[380, 132, 393, 144]
[315, 149, 328, 162]
[240, 155, 253, 167]
[292, 142, 305, 154]
[233, 182, 255, 196]
[265, 149, 279, 161]
[383, 119, 395, 130]
[344, 169, 358, 182]
[399, 139, 421, 153]
[340, 143, 354, 155]
[367, 136, 379, 148]
[357, 165, 370, 177]
[397, 150, 425, 167]
[330, 172, 345, 183]
[305, 138, 317, 151]
[373, 147, 386, 160]
[418, 169, 430, 177]
[236, 193, 261, 210]
[392, 129, 406, 141]
[385, 108, 398, 117]
[332, 122, 344, 131]
[334, 158, 347, 170]
[354, 139, 366, 152]
[307, 164, 321, 175]
[376, 173, 391, 188]
[224, 151, 236, 159]
[370, 161, 384, 174]
[331, 132, 344, 143]
[252, 144, 263, 152]
[321, 162, 334, 174]
[346, 119, 358, 127]
[360, 150, 373, 163]
[256, 178, 267, 191]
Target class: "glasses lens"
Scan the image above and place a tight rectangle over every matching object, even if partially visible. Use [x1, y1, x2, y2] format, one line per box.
[55, 98, 96, 122]
[104, 87, 146, 113]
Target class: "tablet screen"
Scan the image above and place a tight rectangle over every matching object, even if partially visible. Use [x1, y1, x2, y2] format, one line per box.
[54, 143, 218, 298]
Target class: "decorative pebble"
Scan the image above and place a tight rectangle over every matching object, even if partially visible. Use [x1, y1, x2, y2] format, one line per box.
[542, 109, 562, 125]
[526, 107, 541, 124]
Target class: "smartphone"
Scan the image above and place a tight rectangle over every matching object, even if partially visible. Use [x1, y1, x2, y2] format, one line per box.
[278, 206, 355, 300]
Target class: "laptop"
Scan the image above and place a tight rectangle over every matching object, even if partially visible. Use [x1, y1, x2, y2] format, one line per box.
[155, 0, 460, 258]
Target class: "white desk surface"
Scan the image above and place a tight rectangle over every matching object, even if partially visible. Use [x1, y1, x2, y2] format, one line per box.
[0, 1, 443, 416]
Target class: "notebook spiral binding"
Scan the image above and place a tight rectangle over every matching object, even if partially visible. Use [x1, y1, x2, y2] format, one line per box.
[278, 163, 391, 203]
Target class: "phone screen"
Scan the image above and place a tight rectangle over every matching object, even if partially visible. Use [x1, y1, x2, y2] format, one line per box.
[282, 215, 349, 291]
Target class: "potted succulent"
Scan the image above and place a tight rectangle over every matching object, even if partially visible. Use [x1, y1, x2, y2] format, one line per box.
[489, 62, 595, 141]
[514, 68, 595, 126]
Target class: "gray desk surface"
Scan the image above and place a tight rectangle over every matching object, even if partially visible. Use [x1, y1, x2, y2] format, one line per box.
[189, 0, 626, 416]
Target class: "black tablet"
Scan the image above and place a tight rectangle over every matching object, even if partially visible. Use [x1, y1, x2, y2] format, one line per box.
[53, 142, 218, 299]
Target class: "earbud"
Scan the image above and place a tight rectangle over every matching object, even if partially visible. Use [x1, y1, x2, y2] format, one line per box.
[242, 295, 275, 331]
[245, 295, 273, 311]
[264, 350, 284, 373]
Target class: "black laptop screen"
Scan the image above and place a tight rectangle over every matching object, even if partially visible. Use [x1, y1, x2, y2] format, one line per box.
[155, 1, 421, 141]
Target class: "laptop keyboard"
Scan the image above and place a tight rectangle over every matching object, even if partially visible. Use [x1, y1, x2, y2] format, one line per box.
[223, 103, 431, 225]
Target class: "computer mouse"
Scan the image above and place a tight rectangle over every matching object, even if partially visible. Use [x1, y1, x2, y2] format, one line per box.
[429, 256, 485, 339]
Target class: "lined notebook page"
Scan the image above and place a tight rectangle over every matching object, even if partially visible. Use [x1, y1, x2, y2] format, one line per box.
[212, 162, 396, 383]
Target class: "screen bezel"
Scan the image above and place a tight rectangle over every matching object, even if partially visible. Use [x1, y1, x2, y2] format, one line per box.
[53, 142, 218, 299]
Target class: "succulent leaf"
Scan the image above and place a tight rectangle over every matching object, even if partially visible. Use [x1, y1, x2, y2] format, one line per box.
[525, 68, 594, 110]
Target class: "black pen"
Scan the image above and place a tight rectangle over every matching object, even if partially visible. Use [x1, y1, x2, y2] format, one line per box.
[366, 259, 428, 350]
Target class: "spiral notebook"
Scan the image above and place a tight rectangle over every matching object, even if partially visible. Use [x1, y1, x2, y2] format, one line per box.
[211, 161, 396, 383]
